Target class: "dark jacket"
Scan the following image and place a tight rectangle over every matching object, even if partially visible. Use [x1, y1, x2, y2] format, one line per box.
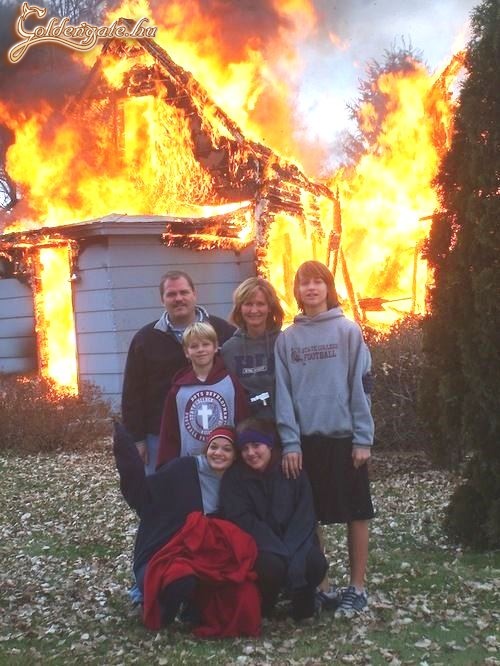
[121, 315, 235, 441]
[156, 355, 250, 468]
[113, 422, 204, 586]
[220, 458, 318, 590]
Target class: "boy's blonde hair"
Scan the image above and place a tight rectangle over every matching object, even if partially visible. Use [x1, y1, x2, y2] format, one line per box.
[182, 321, 218, 348]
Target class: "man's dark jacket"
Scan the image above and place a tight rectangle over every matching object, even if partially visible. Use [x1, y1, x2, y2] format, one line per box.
[121, 315, 235, 441]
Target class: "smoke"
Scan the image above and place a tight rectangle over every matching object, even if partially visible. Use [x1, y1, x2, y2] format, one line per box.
[0, 2, 89, 108]
[131, 0, 299, 62]
[311, 0, 476, 59]
[191, 0, 293, 59]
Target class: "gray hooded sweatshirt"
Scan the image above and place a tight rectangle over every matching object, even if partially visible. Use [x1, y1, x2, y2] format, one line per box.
[221, 328, 280, 419]
[275, 306, 374, 454]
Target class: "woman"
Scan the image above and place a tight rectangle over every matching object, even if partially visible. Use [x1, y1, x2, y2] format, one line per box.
[221, 277, 284, 419]
[113, 422, 260, 636]
[274, 260, 374, 617]
[220, 418, 327, 621]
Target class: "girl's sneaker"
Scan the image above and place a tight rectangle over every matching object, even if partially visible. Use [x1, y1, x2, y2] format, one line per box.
[334, 586, 368, 617]
[315, 585, 343, 612]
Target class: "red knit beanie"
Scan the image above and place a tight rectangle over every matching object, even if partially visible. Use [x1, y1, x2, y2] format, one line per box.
[207, 425, 236, 446]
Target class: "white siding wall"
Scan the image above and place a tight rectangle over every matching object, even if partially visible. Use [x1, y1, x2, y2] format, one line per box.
[74, 235, 255, 409]
[0, 278, 37, 374]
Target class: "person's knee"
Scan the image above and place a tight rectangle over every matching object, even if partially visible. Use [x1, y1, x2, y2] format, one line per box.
[159, 575, 197, 626]
[305, 547, 328, 587]
[255, 552, 287, 581]
[291, 585, 316, 621]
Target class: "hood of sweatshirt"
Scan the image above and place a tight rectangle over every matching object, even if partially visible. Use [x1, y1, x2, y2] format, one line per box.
[232, 327, 281, 339]
[293, 306, 345, 326]
[171, 354, 228, 387]
[225, 327, 280, 354]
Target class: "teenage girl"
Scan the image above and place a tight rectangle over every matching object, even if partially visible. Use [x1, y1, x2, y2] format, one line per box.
[275, 260, 374, 616]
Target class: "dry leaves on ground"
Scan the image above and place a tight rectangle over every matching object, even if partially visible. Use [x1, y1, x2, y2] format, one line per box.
[1, 448, 499, 665]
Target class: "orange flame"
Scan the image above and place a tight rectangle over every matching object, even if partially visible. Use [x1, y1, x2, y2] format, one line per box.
[34, 245, 78, 391]
[330, 58, 462, 326]
[0, 0, 466, 391]
[105, 0, 318, 163]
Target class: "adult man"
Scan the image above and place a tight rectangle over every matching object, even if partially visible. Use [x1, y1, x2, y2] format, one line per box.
[122, 270, 235, 474]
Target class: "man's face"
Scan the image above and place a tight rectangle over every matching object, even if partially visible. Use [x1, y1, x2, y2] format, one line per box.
[161, 277, 197, 326]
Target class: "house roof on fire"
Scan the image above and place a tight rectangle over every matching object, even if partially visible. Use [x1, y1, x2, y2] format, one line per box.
[0, 21, 335, 258]
[0, 208, 253, 253]
[67, 18, 334, 210]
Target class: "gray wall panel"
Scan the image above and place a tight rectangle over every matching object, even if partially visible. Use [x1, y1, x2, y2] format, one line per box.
[72, 267, 112, 291]
[0, 297, 35, 318]
[74, 310, 116, 333]
[109, 286, 161, 310]
[0, 278, 36, 374]
[0, 317, 36, 338]
[73, 290, 115, 313]
[79, 372, 122, 409]
[77, 331, 126, 355]
[0, 337, 36, 357]
[107, 255, 255, 286]
[0, 278, 33, 299]
[77, 242, 109, 270]
[112, 309, 163, 331]
[0, 357, 37, 373]
[78, 353, 125, 375]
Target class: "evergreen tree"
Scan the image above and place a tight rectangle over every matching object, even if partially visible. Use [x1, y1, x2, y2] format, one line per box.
[421, 0, 500, 548]
[342, 41, 425, 165]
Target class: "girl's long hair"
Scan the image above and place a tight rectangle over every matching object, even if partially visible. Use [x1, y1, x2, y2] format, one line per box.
[293, 260, 339, 312]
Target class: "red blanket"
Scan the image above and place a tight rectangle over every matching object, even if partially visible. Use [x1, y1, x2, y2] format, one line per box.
[143, 511, 261, 637]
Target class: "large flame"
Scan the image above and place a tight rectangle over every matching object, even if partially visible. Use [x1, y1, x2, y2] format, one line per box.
[105, 0, 317, 162]
[329, 56, 464, 326]
[0, 0, 465, 391]
[34, 245, 78, 391]
[261, 56, 463, 327]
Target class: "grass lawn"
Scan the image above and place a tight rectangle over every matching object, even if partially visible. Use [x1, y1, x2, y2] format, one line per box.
[1, 448, 499, 665]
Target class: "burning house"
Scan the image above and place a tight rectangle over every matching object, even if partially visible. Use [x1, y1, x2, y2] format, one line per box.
[0, 26, 338, 407]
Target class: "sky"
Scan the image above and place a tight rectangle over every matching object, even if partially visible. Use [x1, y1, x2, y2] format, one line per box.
[296, 0, 479, 144]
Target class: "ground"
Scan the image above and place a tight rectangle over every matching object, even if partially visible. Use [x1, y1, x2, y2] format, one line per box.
[1, 448, 499, 665]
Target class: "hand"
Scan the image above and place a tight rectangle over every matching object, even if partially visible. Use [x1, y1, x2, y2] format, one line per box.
[135, 440, 148, 466]
[282, 452, 302, 479]
[352, 446, 371, 469]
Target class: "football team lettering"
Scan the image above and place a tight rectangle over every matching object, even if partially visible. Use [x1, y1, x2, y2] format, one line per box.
[184, 389, 229, 441]
[291, 344, 338, 363]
